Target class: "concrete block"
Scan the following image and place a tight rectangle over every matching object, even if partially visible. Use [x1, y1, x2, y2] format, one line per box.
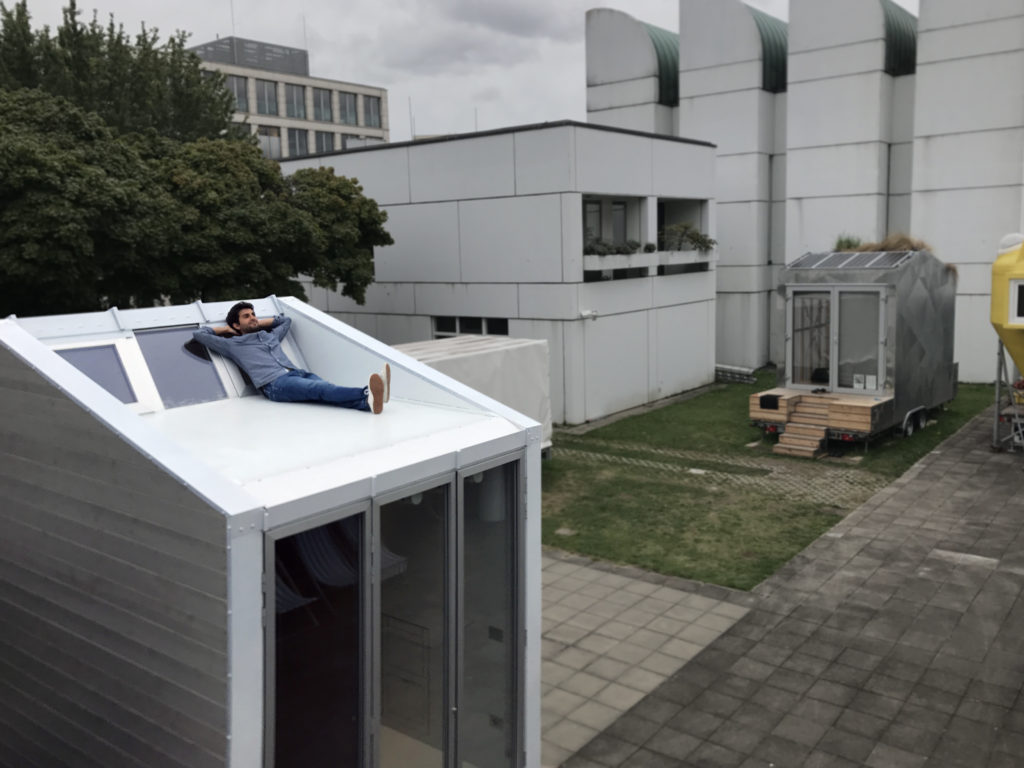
[789, 41, 886, 83]
[918, 14, 1024, 64]
[889, 142, 914, 196]
[678, 89, 774, 154]
[716, 153, 771, 203]
[652, 269, 717, 307]
[518, 284, 581, 321]
[954, 295, 1000, 382]
[579, 277, 653, 317]
[789, 0, 887, 53]
[654, 301, 717, 398]
[678, 61, 762, 98]
[652, 141, 717, 199]
[786, 195, 888, 261]
[587, 78, 660, 111]
[315, 147, 411, 205]
[918, 0, 1024, 33]
[890, 76, 916, 144]
[715, 265, 775, 293]
[716, 291, 771, 370]
[575, 129, 652, 196]
[715, 201, 771, 266]
[509, 318, 566, 424]
[788, 72, 892, 148]
[910, 186, 1024, 266]
[326, 282, 416, 315]
[583, 311, 650, 420]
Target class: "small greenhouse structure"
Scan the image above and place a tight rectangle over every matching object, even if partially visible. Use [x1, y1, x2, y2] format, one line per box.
[0, 296, 542, 768]
[750, 250, 957, 456]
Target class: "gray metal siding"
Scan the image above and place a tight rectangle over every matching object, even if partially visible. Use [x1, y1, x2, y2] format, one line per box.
[0, 349, 230, 768]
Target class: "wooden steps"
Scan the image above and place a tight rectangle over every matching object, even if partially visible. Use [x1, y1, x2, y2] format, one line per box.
[774, 421, 827, 458]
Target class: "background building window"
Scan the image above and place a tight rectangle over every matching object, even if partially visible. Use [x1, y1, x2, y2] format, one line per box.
[288, 128, 308, 157]
[313, 88, 332, 121]
[611, 201, 626, 244]
[339, 92, 357, 125]
[364, 95, 381, 128]
[584, 201, 602, 242]
[226, 75, 248, 112]
[284, 83, 305, 119]
[315, 131, 334, 153]
[433, 317, 509, 339]
[255, 79, 278, 115]
[257, 125, 282, 158]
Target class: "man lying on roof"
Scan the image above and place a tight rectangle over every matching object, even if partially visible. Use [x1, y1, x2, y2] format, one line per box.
[192, 301, 389, 414]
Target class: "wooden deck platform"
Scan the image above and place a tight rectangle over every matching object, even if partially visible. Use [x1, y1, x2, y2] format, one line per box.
[750, 388, 895, 458]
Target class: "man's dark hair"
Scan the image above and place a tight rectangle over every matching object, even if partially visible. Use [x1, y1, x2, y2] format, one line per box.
[226, 301, 254, 330]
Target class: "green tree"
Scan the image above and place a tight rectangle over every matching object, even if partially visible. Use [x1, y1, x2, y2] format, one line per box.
[0, 0, 233, 141]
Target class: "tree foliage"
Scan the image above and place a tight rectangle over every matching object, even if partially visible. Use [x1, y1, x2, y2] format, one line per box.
[0, 3, 393, 317]
[0, 0, 233, 140]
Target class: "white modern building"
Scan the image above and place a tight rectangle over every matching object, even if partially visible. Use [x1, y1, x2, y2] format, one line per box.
[190, 37, 389, 159]
[588, 0, 1023, 382]
[0, 297, 541, 768]
[281, 120, 719, 425]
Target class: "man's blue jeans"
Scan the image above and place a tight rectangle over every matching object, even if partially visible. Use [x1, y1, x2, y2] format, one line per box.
[261, 370, 369, 411]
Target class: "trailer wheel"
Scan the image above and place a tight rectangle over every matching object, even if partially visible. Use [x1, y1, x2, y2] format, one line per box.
[903, 418, 915, 437]
[915, 410, 927, 432]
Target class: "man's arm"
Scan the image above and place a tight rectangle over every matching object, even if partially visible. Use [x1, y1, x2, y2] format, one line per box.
[268, 315, 291, 341]
[192, 326, 236, 355]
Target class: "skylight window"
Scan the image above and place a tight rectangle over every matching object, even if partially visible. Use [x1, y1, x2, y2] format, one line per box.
[56, 345, 137, 404]
[136, 328, 227, 408]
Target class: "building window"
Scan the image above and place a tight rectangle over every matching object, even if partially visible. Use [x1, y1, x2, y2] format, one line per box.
[364, 95, 381, 128]
[339, 91, 357, 125]
[284, 83, 305, 119]
[584, 201, 601, 242]
[226, 75, 248, 112]
[288, 128, 309, 157]
[256, 79, 278, 115]
[314, 131, 334, 153]
[257, 125, 282, 159]
[611, 201, 627, 244]
[433, 317, 508, 339]
[313, 87, 332, 121]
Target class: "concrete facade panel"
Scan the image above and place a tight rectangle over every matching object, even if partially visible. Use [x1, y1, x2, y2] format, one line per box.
[770, 200, 786, 264]
[325, 282, 417, 315]
[654, 302, 716, 398]
[715, 201, 770, 265]
[586, 8, 659, 85]
[787, 143, 888, 198]
[583, 311, 650, 420]
[517, 284, 581, 320]
[514, 128, 576, 196]
[586, 78, 660, 111]
[314, 147, 411, 205]
[373, 313, 432, 345]
[789, 0, 886, 52]
[954, 262, 1001, 295]
[786, 195, 888, 261]
[408, 135, 515, 202]
[587, 103, 675, 135]
[374, 202, 461, 283]
[787, 72, 891, 148]
[918, 0, 1024, 32]
[918, 14, 1024, 64]
[889, 142, 914, 196]
[716, 291, 770, 370]
[575, 130, 652, 195]
[678, 60, 762, 98]
[509, 318, 566, 424]
[562, 320, 586, 424]
[459, 196, 564, 283]
[652, 142, 717, 199]
[678, 0, 764, 71]
[715, 265, 775, 293]
[651, 270, 717, 307]
[412, 283, 519, 318]
[788, 41, 886, 83]
[891, 76, 916, 144]
[913, 51, 1024, 137]
[955, 295, 1001, 382]
[579, 277, 653, 317]
[888, 194, 912, 236]
[910, 187, 1024, 266]
[678, 89, 773, 153]
[773, 93, 788, 155]
[561, 193, 585, 282]
[912, 129, 1024, 191]
[716, 153, 771, 203]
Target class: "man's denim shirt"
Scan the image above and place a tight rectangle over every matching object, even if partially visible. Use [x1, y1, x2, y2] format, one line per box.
[192, 315, 297, 388]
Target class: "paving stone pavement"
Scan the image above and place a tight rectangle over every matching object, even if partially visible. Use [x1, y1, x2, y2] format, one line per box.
[540, 552, 755, 767]
[553, 438, 889, 508]
[556, 410, 1024, 768]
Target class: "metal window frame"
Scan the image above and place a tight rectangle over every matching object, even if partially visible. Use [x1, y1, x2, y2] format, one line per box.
[255, 78, 278, 115]
[283, 83, 305, 119]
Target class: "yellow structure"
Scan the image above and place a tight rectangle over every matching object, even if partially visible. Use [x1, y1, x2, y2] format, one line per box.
[991, 233, 1024, 374]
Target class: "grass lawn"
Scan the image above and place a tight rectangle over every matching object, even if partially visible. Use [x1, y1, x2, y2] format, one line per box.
[542, 371, 993, 590]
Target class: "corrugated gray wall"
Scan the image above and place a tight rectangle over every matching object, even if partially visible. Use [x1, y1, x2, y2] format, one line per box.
[0, 347, 230, 768]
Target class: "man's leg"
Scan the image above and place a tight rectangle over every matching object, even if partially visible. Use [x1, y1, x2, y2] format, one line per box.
[262, 370, 374, 411]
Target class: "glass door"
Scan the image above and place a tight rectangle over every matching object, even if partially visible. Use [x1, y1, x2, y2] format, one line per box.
[791, 291, 831, 386]
[837, 291, 882, 391]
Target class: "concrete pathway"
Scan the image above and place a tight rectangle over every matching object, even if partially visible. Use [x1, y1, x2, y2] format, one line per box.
[550, 411, 1024, 767]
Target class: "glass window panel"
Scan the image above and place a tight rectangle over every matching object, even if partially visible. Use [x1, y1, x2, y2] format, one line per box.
[226, 75, 247, 112]
[256, 78, 278, 115]
[838, 292, 880, 389]
[257, 125, 282, 159]
[380, 485, 448, 768]
[56, 345, 136, 404]
[287, 128, 308, 158]
[136, 328, 227, 408]
[459, 317, 483, 334]
[584, 201, 601, 242]
[313, 87, 332, 122]
[339, 92, 357, 125]
[461, 463, 517, 768]
[792, 292, 831, 386]
[284, 83, 305, 119]
[365, 95, 381, 128]
[314, 130, 334, 153]
[611, 202, 626, 244]
[486, 318, 508, 336]
[274, 515, 363, 768]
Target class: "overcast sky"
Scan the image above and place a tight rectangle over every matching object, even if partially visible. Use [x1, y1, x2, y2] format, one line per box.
[24, 0, 918, 141]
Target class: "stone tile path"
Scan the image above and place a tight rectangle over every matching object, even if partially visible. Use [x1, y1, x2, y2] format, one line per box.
[556, 411, 1024, 768]
[541, 552, 754, 767]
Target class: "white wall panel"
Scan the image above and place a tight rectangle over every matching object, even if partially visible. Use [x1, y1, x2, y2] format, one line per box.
[715, 291, 770, 370]
[913, 51, 1024, 137]
[888, 194, 912, 237]
[773, 93, 788, 156]
[912, 129, 1024, 191]
[678, 60, 762, 98]
[770, 200, 786, 265]
[326, 282, 417, 315]
[918, 0, 1024, 32]
[788, 41, 886, 83]
[374, 314, 432, 345]
[561, 194, 584, 282]
[583, 311, 649, 420]
[786, 195, 888, 261]
[586, 8, 659, 84]
[787, 143, 888, 198]
[715, 153, 770, 203]
[413, 283, 520, 317]
[679, 0, 764, 71]
[587, 104, 666, 134]
[515, 128, 576, 195]
[374, 202, 461, 282]
[586, 78, 660, 111]
[788, 72, 891, 148]
[715, 201, 770, 265]
[771, 153, 787, 202]
[652, 141, 717, 199]
[789, 0, 885, 52]
[408, 135, 515, 202]
[889, 142, 914, 196]
[579, 277, 652, 317]
[890, 76, 916, 144]
[509, 319, 566, 424]
[954, 295, 1001, 381]
[317, 147, 411, 205]
[918, 13, 1024, 63]
[678, 89, 772, 153]
[654, 302, 716, 398]
[517, 284, 580, 321]
[651, 271, 717, 306]
[911, 187, 1024, 266]
[715, 264, 774, 293]
[562, 320, 586, 424]
[954, 262, 1001, 295]
[575, 129, 652, 195]
[459, 196, 564, 283]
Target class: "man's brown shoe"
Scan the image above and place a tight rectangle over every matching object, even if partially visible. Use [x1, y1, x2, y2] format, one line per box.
[368, 373, 385, 414]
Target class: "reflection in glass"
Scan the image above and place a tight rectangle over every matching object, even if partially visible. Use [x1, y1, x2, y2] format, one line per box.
[380, 485, 447, 768]
[136, 328, 227, 408]
[56, 345, 136, 404]
[792, 292, 831, 386]
[462, 464, 517, 768]
[274, 516, 363, 768]
[838, 292, 880, 389]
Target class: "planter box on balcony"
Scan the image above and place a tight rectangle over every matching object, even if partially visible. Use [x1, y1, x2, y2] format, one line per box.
[583, 248, 711, 272]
